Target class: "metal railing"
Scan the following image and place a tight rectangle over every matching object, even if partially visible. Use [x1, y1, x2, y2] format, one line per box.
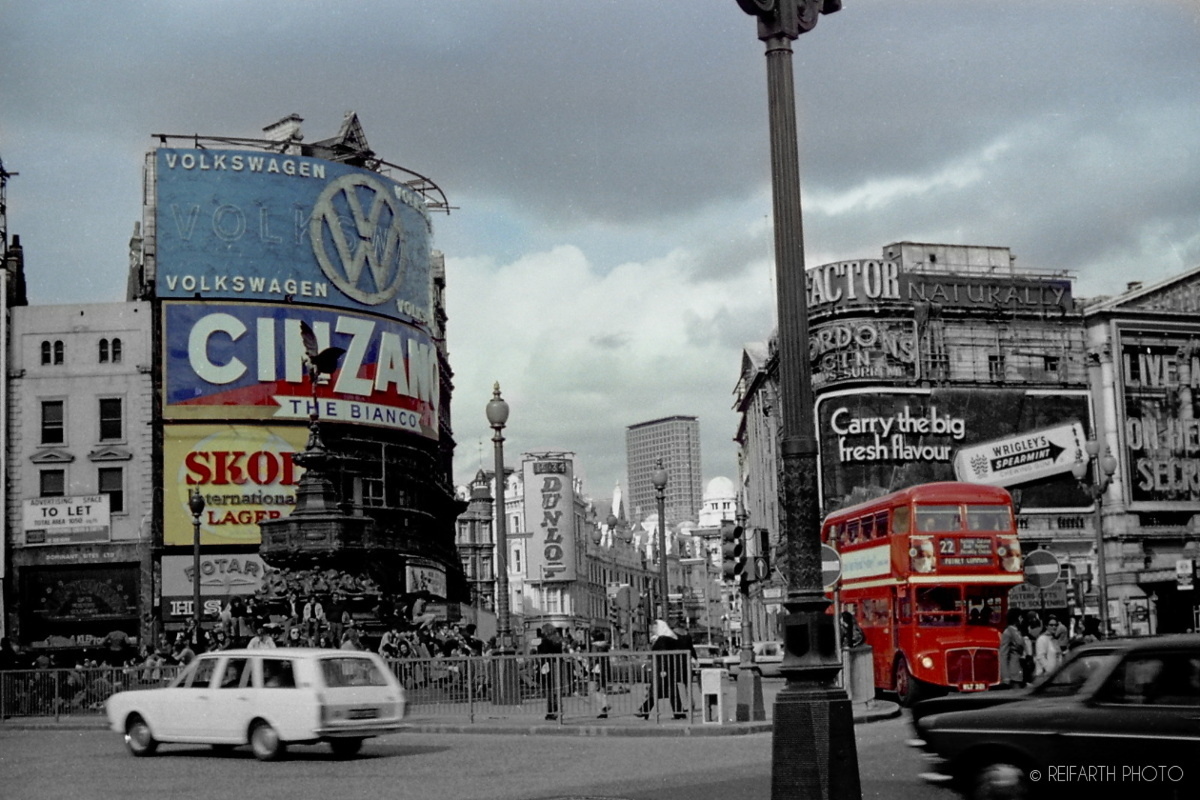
[0, 650, 705, 725]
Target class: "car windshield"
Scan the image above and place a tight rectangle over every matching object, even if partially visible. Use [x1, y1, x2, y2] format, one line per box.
[169, 655, 218, 689]
[320, 656, 389, 688]
[1031, 649, 1120, 697]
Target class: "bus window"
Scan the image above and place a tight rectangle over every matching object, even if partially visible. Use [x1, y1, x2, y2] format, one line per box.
[874, 511, 889, 539]
[863, 598, 890, 628]
[965, 587, 1007, 628]
[967, 505, 1010, 532]
[826, 522, 842, 546]
[916, 586, 962, 627]
[915, 505, 961, 532]
[846, 519, 860, 544]
[892, 506, 910, 535]
[860, 515, 874, 541]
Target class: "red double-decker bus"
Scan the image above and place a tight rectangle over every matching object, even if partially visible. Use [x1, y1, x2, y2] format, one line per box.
[823, 482, 1024, 705]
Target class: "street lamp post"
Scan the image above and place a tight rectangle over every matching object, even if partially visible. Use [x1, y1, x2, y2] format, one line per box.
[486, 383, 512, 650]
[188, 487, 206, 648]
[486, 382, 519, 704]
[652, 460, 670, 623]
[735, 3, 860, 799]
[1072, 438, 1118, 636]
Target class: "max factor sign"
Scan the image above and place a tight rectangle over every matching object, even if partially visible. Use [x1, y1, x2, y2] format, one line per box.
[806, 260, 1073, 313]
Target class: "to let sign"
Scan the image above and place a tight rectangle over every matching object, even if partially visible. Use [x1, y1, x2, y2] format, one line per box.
[23, 495, 111, 546]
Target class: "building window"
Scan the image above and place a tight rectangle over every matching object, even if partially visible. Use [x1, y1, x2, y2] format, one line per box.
[100, 338, 124, 363]
[99, 398, 123, 441]
[99, 467, 124, 513]
[41, 400, 65, 444]
[988, 354, 1006, 382]
[512, 548, 521, 574]
[53, 340, 64, 365]
[40, 341, 51, 365]
[363, 475, 385, 507]
[40, 469, 65, 498]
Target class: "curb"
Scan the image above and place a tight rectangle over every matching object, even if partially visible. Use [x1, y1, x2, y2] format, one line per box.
[2, 702, 900, 737]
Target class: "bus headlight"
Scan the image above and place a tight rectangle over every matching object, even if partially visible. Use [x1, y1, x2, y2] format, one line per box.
[920, 656, 934, 669]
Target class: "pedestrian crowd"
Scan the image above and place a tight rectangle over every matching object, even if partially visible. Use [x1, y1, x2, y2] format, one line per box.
[999, 609, 1102, 688]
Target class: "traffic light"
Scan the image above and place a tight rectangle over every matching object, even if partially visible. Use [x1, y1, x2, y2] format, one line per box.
[721, 522, 746, 581]
[609, 601, 620, 628]
[755, 527, 771, 580]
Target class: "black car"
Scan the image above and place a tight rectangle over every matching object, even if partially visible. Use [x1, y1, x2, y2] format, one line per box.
[910, 634, 1200, 800]
[908, 642, 1124, 729]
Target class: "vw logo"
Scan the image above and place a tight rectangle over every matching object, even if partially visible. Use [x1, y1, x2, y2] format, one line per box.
[310, 173, 408, 305]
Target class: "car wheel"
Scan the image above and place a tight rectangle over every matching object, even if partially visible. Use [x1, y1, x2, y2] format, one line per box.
[124, 715, 158, 757]
[249, 721, 286, 762]
[329, 738, 364, 758]
[971, 761, 1031, 800]
[893, 656, 924, 706]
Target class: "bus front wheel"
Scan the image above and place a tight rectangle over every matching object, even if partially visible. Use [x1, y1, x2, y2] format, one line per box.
[893, 656, 924, 706]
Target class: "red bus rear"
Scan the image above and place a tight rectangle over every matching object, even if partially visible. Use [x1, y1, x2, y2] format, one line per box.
[823, 482, 1023, 705]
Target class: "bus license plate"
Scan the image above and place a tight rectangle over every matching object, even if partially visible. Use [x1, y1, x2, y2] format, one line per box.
[960, 682, 987, 692]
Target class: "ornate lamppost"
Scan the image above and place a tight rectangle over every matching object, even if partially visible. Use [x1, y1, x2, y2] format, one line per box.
[486, 382, 520, 704]
[735, 2, 860, 799]
[486, 383, 512, 650]
[652, 459, 670, 623]
[188, 487, 206, 648]
[1072, 438, 1118, 636]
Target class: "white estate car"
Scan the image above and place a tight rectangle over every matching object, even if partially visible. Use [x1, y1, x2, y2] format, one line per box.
[105, 647, 406, 760]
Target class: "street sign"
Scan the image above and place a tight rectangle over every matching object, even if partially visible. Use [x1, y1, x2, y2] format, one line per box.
[821, 544, 843, 590]
[1178, 559, 1194, 591]
[1024, 549, 1060, 589]
[1009, 582, 1068, 610]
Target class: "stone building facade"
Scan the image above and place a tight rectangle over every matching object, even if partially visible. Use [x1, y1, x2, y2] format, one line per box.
[735, 242, 1200, 643]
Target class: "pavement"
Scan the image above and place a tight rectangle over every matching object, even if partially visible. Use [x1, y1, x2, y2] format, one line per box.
[2, 697, 900, 738]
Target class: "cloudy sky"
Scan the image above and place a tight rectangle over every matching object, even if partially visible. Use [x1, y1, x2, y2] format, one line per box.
[3, 0, 1199, 508]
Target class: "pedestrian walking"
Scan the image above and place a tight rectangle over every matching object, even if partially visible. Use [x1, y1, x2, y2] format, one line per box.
[637, 620, 687, 720]
[1050, 614, 1070, 653]
[1034, 620, 1060, 677]
[999, 608, 1025, 688]
[535, 623, 564, 720]
[590, 633, 611, 718]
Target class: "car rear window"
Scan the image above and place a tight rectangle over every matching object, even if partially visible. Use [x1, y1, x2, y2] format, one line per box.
[320, 657, 389, 688]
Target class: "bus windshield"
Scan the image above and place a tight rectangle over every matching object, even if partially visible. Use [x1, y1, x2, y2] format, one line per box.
[966, 504, 1011, 532]
[915, 585, 1007, 629]
[914, 505, 961, 532]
